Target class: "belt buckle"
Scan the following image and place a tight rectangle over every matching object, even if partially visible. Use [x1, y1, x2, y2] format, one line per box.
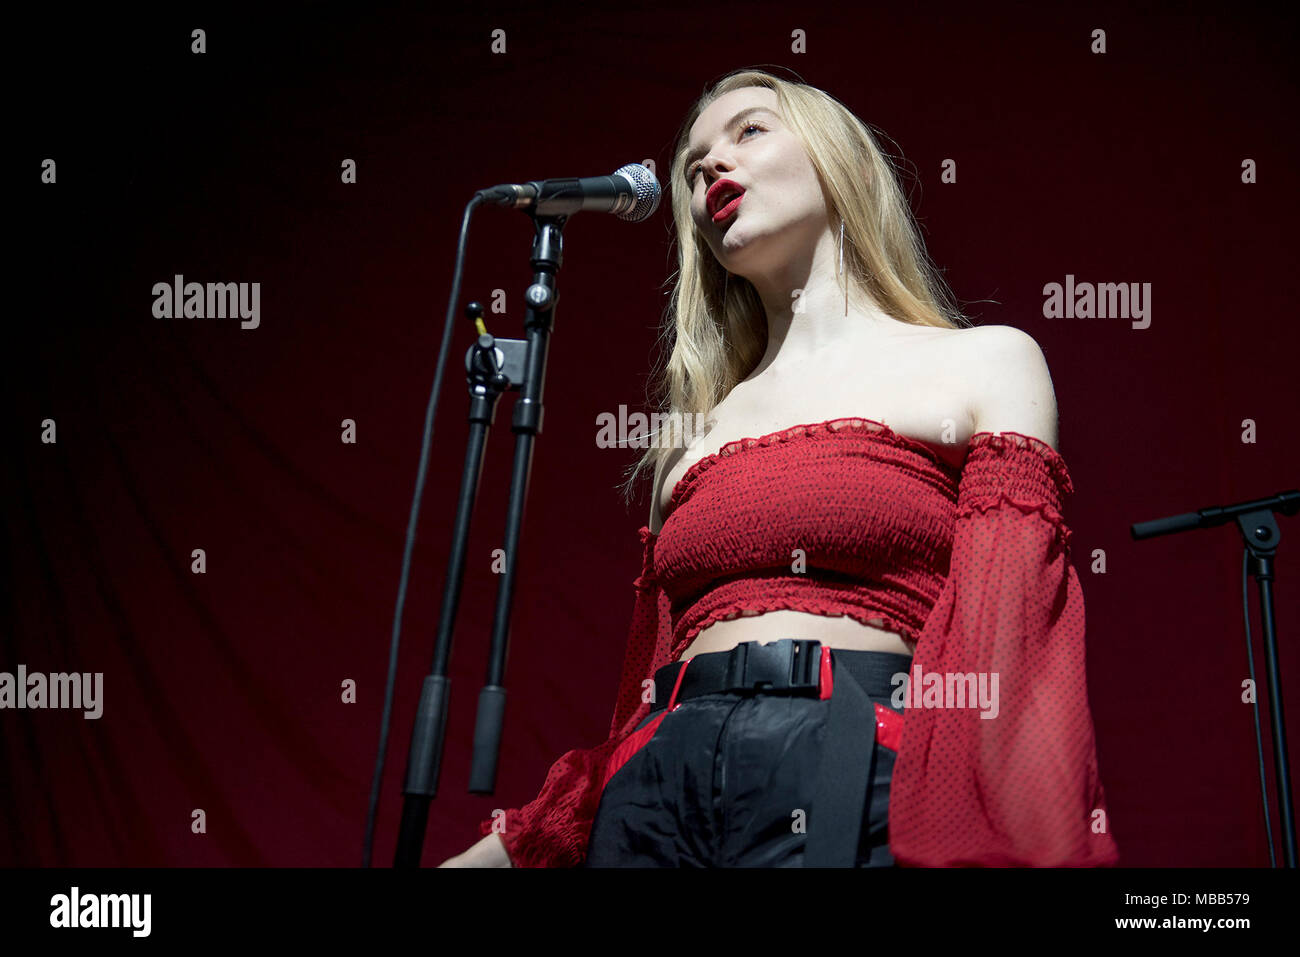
[728, 639, 821, 694]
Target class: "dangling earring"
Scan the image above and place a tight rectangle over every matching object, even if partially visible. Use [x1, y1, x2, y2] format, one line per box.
[838, 219, 848, 317]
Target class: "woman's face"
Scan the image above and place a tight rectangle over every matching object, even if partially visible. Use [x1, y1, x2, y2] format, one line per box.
[684, 86, 829, 280]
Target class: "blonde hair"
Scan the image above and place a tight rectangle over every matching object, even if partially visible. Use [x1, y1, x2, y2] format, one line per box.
[618, 67, 974, 507]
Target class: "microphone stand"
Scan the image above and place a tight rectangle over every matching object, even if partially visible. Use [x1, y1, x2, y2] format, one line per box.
[1132, 488, 1300, 866]
[393, 211, 567, 866]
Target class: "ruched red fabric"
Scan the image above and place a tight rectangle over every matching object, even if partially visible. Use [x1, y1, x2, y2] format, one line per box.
[479, 417, 1120, 867]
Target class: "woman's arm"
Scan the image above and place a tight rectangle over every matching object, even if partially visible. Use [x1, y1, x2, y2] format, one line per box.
[438, 832, 511, 867]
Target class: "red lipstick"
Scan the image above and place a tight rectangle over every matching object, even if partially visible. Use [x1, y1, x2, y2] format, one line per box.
[711, 192, 743, 224]
[706, 178, 746, 220]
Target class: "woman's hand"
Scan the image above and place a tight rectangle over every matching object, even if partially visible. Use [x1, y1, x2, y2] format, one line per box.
[437, 832, 513, 868]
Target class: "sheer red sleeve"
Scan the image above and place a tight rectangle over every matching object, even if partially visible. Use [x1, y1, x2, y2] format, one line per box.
[477, 525, 674, 867]
[888, 431, 1120, 866]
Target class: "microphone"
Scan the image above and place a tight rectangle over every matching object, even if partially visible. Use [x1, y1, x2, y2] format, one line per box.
[476, 163, 661, 222]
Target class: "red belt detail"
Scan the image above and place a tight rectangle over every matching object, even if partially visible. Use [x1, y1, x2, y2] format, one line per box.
[600, 651, 904, 791]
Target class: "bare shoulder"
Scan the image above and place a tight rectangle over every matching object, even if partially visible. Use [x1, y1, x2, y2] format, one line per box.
[952, 323, 1040, 355]
[957, 325, 1060, 452]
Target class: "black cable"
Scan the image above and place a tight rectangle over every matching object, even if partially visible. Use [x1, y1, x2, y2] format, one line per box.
[362, 194, 483, 867]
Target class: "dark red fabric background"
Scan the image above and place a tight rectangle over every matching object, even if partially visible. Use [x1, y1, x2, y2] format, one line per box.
[4, 1, 1298, 867]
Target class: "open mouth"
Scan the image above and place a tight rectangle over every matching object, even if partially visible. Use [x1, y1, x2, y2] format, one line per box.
[707, 179, 746, 221]
[711, 189, 744, 224]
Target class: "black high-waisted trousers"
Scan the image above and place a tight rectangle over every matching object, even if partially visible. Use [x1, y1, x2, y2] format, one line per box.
[584, 643, 910, 867]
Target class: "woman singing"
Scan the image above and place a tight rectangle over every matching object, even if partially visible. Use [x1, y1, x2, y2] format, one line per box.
[440, 67, 1119, 868]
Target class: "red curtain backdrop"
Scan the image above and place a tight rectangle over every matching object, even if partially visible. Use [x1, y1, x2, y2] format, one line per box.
[5, 0, 1298, 866]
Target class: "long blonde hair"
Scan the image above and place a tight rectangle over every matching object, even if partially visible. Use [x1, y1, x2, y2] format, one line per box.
[618, 67, 974, 506]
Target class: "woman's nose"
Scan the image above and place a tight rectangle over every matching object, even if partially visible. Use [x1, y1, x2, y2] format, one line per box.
[703, 156, 735, 183]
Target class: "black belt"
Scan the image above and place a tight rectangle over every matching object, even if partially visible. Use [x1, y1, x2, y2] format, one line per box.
[648, 639, 910, 867]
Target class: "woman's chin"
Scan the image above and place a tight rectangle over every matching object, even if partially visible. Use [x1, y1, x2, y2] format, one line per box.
[717, 235, 765, 277]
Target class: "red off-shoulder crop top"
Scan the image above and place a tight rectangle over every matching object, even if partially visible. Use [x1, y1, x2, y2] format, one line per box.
[478, 417, 1120, 867]
[654, 417, 958, 662]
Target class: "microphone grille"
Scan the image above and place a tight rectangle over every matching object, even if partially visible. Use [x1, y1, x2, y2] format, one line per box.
[614, 163, 662, 222]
